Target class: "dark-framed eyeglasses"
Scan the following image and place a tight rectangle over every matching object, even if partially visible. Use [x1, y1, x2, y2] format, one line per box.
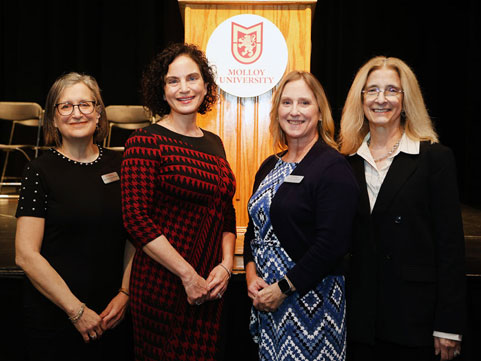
[55, 101, 96, 116]
[362, 87, 404, 100]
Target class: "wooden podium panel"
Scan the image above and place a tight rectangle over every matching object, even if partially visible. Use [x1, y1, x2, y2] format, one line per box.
[178, 0, 316, 271]
[180, 1, 316, 72]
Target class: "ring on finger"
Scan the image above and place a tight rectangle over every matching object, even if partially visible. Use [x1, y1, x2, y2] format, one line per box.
[217, 293, 222, 299]
[90, 333, 97, 339]
[454, 350, 460, 357]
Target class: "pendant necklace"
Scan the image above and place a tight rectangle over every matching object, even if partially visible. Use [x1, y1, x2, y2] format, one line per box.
[368, 134, 403, 163]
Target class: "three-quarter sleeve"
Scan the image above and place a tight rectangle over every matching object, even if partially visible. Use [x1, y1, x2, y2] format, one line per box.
[15, 163, 48, 218]
[222, 201, 236, 235]
[216, 135, 236, 235]
[121, 132, 164, 249]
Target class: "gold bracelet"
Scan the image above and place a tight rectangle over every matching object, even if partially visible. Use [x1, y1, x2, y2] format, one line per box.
[119, 287, 130, 297]
[68, 303, 85, 324]
[219, 264, 231, 279]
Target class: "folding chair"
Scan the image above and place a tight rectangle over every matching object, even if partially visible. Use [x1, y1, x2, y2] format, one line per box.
[103, 105, 153, 151]
[0, 102, 44, 198]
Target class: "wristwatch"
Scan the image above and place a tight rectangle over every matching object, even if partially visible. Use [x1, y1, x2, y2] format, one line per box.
[277, 277, 294, 296]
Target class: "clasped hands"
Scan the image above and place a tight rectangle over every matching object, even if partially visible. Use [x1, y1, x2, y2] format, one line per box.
[434, 337, 462, 361]
[183, 264, 231, 305]
[71, 291, 129, 343]
[247, 275, 287, 312]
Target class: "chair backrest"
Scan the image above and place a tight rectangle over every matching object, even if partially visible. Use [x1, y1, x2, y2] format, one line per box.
[104, 105, 153, 147]
[0, 102, 43, 128]
[105, 105, 153, 129]
[0, 102, 44, 193]
[0, 102, 43, 147]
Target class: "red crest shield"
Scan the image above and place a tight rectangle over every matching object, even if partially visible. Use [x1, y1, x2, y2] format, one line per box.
[231, 22, 263, 64]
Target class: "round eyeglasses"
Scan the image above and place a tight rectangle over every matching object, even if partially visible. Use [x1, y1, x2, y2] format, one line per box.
[55, 101, 96, 116]
[362, 87, 403, 100]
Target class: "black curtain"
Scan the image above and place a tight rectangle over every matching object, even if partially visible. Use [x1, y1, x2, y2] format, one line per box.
[310, 0, 481, 208]
[1, 0, 480, 207]
[0, 0, 184, 105]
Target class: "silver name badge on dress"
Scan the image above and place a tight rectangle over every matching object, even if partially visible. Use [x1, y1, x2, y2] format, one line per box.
[284, 175, 304, 183]
[101, 172, 120, 184]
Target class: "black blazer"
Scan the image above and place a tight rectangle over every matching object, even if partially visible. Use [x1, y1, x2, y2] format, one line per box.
[346, 141, 466, 347]
[244, 139, 359, 295]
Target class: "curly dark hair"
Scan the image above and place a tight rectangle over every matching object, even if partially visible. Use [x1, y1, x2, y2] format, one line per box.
[141, 43, 217, 117]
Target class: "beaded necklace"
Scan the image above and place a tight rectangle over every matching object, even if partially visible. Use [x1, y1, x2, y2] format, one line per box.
[368, 134, 402, 163]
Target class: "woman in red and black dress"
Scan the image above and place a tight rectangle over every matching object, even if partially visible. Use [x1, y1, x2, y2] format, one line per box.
[121, 43, 236, 361]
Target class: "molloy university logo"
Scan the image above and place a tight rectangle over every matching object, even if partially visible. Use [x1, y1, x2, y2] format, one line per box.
[231, 22, 262, 64]
[206, 14, 288, 98]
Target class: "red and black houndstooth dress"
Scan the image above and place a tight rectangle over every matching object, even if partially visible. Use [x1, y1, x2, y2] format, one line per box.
[121, 124, 236, 361]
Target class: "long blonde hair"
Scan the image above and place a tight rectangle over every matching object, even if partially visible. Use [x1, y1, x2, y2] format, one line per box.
[339, 56, 438, 155]
[270, 71, 337, 152]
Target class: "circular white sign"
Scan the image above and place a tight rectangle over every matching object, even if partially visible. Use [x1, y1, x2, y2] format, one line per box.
[206, 14, 288, 98]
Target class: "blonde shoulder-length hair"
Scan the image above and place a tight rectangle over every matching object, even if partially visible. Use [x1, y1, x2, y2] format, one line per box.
[269, 70, 337, 153]
[339, 56, 438, 155]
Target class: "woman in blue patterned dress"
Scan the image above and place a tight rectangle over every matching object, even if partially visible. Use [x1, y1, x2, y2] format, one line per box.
[244, 71, 359, 361]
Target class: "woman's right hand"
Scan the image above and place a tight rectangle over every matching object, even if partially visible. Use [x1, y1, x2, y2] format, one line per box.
[15, 217, 104, 343]
[142, 236, 210, 306]
[245, 262, 269, 300]
[71, 305, 105, 343]
[182, 272, 209, 305]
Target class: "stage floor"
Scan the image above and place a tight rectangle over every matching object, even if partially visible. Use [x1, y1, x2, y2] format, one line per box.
[1, 198, 480, 361]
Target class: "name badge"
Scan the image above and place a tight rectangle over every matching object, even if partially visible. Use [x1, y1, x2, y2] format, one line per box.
[101, 172, 120, 184]
[284, 175, 304, 183]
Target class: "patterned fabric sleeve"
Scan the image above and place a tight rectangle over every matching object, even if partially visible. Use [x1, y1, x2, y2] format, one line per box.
[121, 130, 164, 249]
[243, 155, 278, 266]
[243, 212, 255, 266]
[222, 201, 236, 234]
[15, 163, 48, 218]
[214, 134, 236, 235]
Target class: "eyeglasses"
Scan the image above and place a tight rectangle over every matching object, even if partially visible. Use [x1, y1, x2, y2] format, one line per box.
[362, 87, 403, 100]
[55, 101, 96, 116]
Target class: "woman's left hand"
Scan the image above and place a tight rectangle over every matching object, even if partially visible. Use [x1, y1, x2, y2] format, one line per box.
[434, 337, 461, 361]
[99, 292, 129, 330]
[253, 282, 287, 312]
[206, 264, 231, 301]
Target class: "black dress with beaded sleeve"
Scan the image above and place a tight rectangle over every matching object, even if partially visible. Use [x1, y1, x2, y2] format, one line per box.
[15, 147, 130, 360]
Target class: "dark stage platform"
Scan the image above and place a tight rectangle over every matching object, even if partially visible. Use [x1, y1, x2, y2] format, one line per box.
[0, 198, 480, 361]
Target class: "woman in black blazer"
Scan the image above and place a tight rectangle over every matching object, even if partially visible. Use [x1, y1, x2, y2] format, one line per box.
[243, 71, 359, 361]
[339, 56, 466, 361]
